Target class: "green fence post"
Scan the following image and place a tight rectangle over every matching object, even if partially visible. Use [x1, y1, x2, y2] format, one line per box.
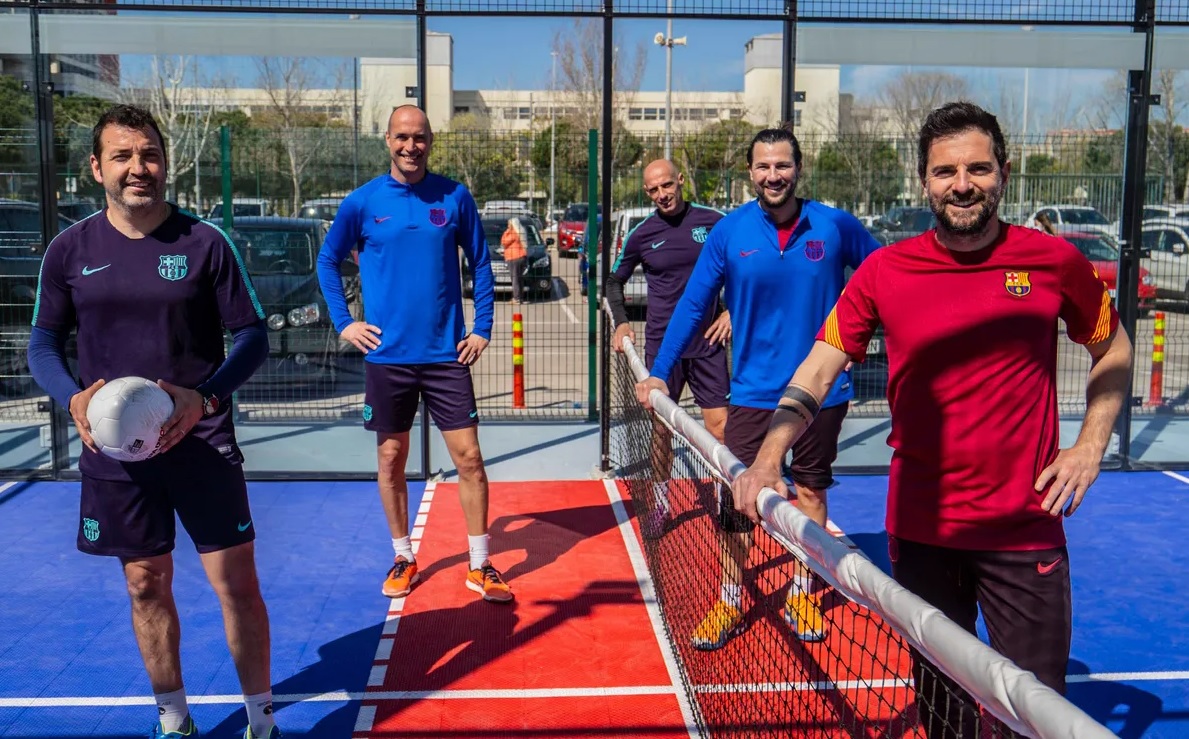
[220, 125, 238, 421]
[220, 125, 232, 232]
[586, 129, 598, 422]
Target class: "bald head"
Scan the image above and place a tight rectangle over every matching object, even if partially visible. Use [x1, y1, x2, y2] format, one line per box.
[385, 104, 433, 185]
[643, 159, 685, 216]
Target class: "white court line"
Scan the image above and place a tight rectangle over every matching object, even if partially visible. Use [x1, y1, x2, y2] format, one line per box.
[6, 670, 1188, 709]
[603, 478, 701, 739]
[0, 481, 18, 495]
[352, 479, 438, 733]
[561, 304, 580, 324]
[1162, 470, 1189, 485]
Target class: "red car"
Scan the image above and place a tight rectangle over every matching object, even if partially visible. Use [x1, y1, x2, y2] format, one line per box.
[1062, 231, 1156, 316]
[556, 203, 601, 257]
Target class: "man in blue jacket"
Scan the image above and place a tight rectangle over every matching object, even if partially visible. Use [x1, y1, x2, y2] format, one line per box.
[637, 127, 880, 650]
[317, 104, 512, 605]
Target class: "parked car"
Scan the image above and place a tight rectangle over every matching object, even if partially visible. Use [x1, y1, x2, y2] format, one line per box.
[208, 198, 272, 221]
[57, 198, 101, 222]
[461, 215, 554, 300]
[1140, 220, 1189, 302]
[1026, 205, 1117, 237]
[1062, 230, 1156, 315]
[0, 201, 76, 396]
[870, 207, 935, 245]
[557, 202, 602, 257]
[297, 198, 342, 223]
[226, 216, 360, 393]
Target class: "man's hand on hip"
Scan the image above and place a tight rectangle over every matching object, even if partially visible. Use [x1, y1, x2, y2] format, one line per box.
[457, 334, 489, 365]
[1035, 443, 1102, 518]
[341, 321, 382, 354]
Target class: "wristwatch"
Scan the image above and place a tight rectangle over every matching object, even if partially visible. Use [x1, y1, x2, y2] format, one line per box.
[202, 394, 220, 417]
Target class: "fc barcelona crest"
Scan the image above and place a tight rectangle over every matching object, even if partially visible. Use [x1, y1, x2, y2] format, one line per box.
[1004, 271, 1031, 297]
[158, 255, 188, 281]
[805, 240, 826, 262]
[429, 208, 447, 227]
[691, 226, 708, 244]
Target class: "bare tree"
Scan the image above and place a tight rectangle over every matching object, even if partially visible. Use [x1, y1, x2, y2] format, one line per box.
[1150, 70, 1189, 203]
[124, 56, 220, 205]
[877, 70, 969, 202]
[256, 57, 350, 216]
[551, 19, 647, 167]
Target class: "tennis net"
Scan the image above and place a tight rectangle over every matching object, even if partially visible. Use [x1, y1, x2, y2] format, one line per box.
[604, 303, 1116, 739]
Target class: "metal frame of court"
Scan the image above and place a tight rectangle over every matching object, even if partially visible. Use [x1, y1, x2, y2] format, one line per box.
[2, 0, 1186, 481]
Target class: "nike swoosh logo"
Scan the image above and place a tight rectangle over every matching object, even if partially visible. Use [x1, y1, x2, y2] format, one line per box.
[237, 520, 252, 532]
[81, 264, 111, 276]
[650, 240, 665, 249]
[1037, 557, 1062, 575]
[468, 410, 478, 419]
[739, 250, 759, 257]
[375, 216, 391, 223]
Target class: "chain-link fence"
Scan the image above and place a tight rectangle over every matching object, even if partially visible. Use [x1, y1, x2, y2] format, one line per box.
[2, 0, 1187, 476]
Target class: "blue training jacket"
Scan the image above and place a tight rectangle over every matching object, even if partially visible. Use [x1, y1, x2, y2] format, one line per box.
[649, 199, 881, 410]
[317, 172, 495, 365]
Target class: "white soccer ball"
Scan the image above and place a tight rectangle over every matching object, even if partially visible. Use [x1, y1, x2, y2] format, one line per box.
[85, 376, 175, 462]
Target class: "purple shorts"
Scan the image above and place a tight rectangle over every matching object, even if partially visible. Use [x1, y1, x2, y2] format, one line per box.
[363, 361, 479, 434]
[646, 347, 730, 410]
[78, 438, 253, 558]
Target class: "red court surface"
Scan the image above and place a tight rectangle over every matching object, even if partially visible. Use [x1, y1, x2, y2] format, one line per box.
[352, 480, 695, 738]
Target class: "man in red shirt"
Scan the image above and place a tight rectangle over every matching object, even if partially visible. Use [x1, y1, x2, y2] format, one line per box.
[733, 102, 1133, 736]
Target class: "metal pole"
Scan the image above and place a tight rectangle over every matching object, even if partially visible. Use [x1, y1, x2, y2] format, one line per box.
[664, 2, 673, 160]
[1114, 0, 1156, 470]
[529, 92, 535, 212]
[30, 8, 68, 477]
[353, 55, 360, 188]
[1016, 66, 1029, 218]
[780, 0, 798, 124]
[550, 52, 557, 226]
[587, 128, 598, 425]
[221, 125, 233, 233]
[599, 5, 614, 469]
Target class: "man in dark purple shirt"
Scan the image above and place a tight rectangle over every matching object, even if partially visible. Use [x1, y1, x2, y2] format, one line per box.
[26, 105, 279, 739]
[607, 159, 731, 542]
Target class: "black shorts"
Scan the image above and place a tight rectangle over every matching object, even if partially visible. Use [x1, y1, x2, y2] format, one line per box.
[888, 536, 1072, 738]
[78, 438, 253, 559]
[716, 402, 848, 533]
[364, 361, 478, 434]
[646, 349, 730, 410]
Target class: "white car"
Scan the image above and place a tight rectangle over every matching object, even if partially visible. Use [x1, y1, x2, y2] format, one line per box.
[1026, 205, 1118, 237]
[1140, 220, 1189, 302]
[608, 206, 655, 309]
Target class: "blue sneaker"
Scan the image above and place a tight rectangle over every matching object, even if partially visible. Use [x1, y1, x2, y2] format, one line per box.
[244, 727, 282, 739]
[151, 715, 198, 738]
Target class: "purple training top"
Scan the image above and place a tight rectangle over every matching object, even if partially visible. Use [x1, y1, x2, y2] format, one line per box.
[33, 206, 265, 480]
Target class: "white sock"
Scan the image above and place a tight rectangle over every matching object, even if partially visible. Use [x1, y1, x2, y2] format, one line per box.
[244, 690, 276, 736]
[720, 582, 742, 609]
[651, 481, 671, 514]
[392, 536, 415, 563]
[468, 534, 489, 571]
[790, 573, 815, 597]
[154, 688, 189, 733]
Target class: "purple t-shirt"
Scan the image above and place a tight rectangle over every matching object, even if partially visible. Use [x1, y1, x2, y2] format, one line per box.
[33, 207, 265, 480]
[611, 203, 724, 358]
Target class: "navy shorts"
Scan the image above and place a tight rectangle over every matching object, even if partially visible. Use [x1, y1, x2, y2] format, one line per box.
[646, 348, 730, 410]
[889, 536, 1072, 737]
[716, 403, 849, 533]
[78, 438, 253, 559]
[364, 361, 478, 434]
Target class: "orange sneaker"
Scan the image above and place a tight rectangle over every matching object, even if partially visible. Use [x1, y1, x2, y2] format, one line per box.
[382, 557, 419, 598]
[465, 561, 514, 603]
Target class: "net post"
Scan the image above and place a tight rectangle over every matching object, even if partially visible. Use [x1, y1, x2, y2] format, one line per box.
[586, 128, 599, 423]
[512, 311, 525, 409]
[1147, 310, 1165, 407]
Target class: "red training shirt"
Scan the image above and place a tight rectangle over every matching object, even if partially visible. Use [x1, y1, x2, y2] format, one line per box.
[818, 224, 1118, 551]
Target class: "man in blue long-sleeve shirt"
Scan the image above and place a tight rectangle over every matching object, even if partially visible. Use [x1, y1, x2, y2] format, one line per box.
[27, 104, 278, 739]
[316, 104, 512, 605]
[636, 127, 881, 650]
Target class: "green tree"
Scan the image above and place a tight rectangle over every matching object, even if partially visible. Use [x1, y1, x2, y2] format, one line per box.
[531, 119, 589, 206]
[432, 113, 522, 203]
[673, 119, 760, 207]
[0, 75, 36, 198]
[805, 137, 900, 213]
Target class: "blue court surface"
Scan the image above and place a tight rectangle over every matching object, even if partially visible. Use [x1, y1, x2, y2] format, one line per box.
[0, 471, 1186, 738]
